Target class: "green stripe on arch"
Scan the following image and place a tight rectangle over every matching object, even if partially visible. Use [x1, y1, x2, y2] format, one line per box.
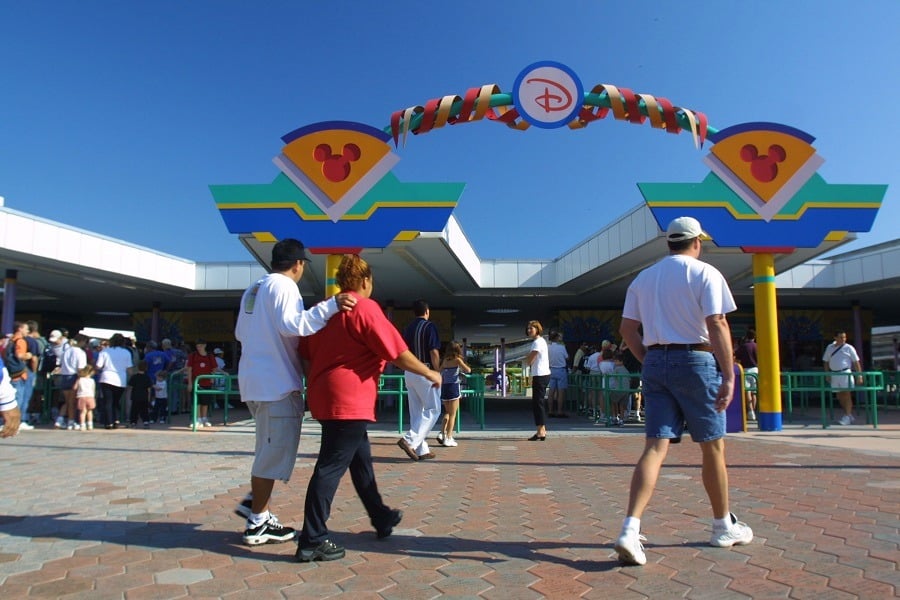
[753, 275, 776, 284]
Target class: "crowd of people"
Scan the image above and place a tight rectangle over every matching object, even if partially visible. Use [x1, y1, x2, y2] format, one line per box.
[1, 218, 868, 569]
[0, 323, 229, 432]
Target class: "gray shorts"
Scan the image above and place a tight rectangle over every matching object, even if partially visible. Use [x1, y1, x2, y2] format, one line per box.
[246, 392, 304, 482]
[829, 370, 854, 390]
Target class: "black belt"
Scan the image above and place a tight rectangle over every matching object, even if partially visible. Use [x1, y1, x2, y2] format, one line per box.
[648, 343, 714, 353]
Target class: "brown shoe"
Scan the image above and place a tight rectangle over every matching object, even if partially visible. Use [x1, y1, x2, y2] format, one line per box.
[419, 452, 436, 460]
[397, 438, 419, 461]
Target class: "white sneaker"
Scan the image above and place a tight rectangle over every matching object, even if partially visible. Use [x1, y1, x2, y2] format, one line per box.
[436, 432, 445, 445]
[18, 422, 34, 430]
[203, 419, 213, 427]
[71, 423, 81, 431]
[837, 414, 853, 426]
[615, 529, 647, 565]
[54, 416, 65, 429]
[86, 422, 94, 430]
[67, 421, 76, 430]
[710, 513, 754, 547]
[444, 437, 458, 447]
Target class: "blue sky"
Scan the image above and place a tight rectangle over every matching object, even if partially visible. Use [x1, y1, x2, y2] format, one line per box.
[2, 1, 897, 263]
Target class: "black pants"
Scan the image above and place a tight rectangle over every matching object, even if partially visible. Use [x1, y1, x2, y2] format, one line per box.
[299, 420, 391, 546]
[100, 383, 125, 426]
[531, 374, 550, 426]
[150, 397, 168, 422]
[130, 393, 150, 424]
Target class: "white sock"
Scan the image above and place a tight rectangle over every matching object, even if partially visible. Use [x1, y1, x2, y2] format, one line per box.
[249, 510, 269, 527]
[713, 514, 732, 530]
[622, 516, 640, 533]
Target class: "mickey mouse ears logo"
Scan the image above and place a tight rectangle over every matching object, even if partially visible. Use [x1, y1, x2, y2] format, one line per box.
[704, 122, 823, 222]
[274, 122, 399, 222]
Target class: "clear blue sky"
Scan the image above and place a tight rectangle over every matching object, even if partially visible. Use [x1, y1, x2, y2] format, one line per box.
[2, 1, 897, 263]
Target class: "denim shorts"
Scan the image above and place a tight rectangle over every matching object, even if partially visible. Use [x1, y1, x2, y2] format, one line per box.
[641, 348, 725, 443]
[548, 367, 568, 390]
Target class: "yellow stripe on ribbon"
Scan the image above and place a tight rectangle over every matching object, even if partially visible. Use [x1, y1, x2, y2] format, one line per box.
[400, 106, 419, 147]
[680, 108, 700, 149]
[434, 95, 459, 128]
[474, 84, 499, 120]
[638, 94, 664, 129]
[602, 84, 628, 120]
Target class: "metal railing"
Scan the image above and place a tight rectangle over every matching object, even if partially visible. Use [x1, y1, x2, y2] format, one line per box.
[189, 372, 487, 433]
[190, 374, 239, 431]
[780, 371, 884, 428]
[567, 372, 642, 426]
[570, 369, 887, 430]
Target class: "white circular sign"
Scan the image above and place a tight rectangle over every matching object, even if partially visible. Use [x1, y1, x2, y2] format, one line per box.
[513, 62, 583, 129]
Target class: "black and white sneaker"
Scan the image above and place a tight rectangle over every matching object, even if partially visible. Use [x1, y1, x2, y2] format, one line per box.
[295, 539, 346, 562]
[234, 497, 253, 519]
[242, 515, 296, 546]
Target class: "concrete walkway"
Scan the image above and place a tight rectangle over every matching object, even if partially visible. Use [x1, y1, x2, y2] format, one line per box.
[1, 401, 897, 599]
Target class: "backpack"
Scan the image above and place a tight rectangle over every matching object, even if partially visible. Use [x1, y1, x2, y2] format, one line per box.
[580, 352, 595, 374]
[39, 343, 59, 375]
[4, 340, 27, 379]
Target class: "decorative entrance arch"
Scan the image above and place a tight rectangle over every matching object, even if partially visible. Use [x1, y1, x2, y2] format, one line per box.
[211, 61, 886, 433]
[387, 60, 710, 148]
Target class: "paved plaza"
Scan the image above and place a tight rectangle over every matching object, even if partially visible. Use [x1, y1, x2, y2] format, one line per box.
[2, 401, 898, 599]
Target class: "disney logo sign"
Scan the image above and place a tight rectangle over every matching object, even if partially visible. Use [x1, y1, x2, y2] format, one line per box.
[513, 61, 584, 129]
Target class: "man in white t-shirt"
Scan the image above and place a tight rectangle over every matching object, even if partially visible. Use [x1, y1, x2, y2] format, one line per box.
[615, 216, 753, 566]
[822, 330, 863, 426]
[234, 238, 356, 547]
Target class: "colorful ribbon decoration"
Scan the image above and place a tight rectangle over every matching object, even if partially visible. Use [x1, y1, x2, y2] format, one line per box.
[388, 83, 710, 148]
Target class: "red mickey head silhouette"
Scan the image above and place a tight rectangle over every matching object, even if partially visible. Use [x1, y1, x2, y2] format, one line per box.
[313, 143, 362, 183]
[740, 143, 787, 183]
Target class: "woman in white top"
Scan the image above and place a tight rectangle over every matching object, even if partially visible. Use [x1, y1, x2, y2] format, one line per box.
[94, 333, 134, 429]
[524, 320, 551, 441]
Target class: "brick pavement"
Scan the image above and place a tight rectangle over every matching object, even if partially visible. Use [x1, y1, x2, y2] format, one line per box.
[1, 404, 898, 599]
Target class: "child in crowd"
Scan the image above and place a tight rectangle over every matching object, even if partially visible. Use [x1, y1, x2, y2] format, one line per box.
[151, 370, 168, 424]
[608, 351, 631, 426]
[436, 341, 471, 447]
[76, 365, 96, 431]
[127, 360, 153, 428]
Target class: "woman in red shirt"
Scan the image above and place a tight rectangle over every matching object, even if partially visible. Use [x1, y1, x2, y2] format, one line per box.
[295, 254, 441, 562]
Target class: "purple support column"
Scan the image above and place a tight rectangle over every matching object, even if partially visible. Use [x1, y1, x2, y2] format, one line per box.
[151, 302, 161, 343]
[1, 269, 18, 335]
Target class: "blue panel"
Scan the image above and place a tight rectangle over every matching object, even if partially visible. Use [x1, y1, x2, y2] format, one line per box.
[219, 206, 455, 249]
[649, 207, 880, 248]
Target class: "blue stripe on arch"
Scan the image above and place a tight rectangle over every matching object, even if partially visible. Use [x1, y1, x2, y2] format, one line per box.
[281, 121, 391, 144]
[708, 122, 815, 144]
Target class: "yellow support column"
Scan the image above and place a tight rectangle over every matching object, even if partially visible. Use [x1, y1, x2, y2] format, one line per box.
[324, 254, 342, 298]
[752, 253, 783, 431]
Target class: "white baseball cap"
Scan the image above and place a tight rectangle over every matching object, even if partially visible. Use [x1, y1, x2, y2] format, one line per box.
[48, 329, 63, 342]
[666, 216, 706, 242]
